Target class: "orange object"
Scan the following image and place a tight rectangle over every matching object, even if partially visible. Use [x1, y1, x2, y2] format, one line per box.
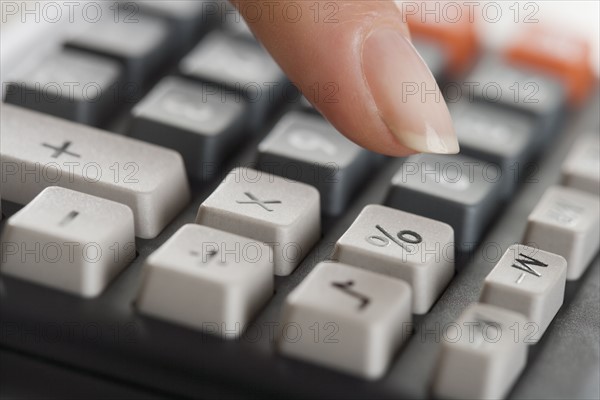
[406, 4, 479, 77]
[505, 27, 596, 105]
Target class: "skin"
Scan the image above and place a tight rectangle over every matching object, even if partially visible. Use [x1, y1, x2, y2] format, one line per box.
[233, 1, 459, 156]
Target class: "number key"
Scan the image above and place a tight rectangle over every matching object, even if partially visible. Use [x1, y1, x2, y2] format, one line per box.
[257, 112, 381, 215]
[179, 31, 286, 129]
[4, 49, 121, 126]
[385, 154, 503, 252]
[449, 99, 537, 197]
[130, 76, 247, 180]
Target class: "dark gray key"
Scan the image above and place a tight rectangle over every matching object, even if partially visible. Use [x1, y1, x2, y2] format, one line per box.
[449, 99, 538, 197]
[221, 3, 255, 39]
[4, 49, 121, 126]
[179, 31, 287, 129]
[413, 38, 447, 81]
[465, 57, 566, 140]
[385, 154, 503, 252]
[256, 112, 380, 215]
[130, 0, 214, 50]
[66, 14, 170, 86]
[297, 95, 321, 114]
[129, 76, 248, 180]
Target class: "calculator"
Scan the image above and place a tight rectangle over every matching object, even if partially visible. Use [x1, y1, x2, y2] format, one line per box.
[0, 1, 598, 399]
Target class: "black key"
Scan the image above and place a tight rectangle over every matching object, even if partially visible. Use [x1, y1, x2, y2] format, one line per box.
[130, 0, 215, 51]
[129, 76, 248, 180]
[449, 99, 538, 197]
[179, 31, 287, 129]
[413, 38, 447, 81]
[297, 95, 320, 114]
[256, 112, 381, 215]
[385, 154, 504, 252]
[4, 48, 121, 126]
[221, 2, 255, 39]
[464, 57, 566, 140]
[65, 13, 171, 86]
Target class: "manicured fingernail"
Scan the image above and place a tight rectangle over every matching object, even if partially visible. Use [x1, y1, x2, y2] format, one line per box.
[361, 27, 459, 154]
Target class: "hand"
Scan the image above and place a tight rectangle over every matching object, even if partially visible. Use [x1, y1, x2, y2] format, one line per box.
[234, 1, 459, 156]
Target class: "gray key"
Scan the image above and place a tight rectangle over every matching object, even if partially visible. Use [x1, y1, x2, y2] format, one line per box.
[136, 0, 212, 43]
[195, 167, 321, 276]
[561, 134, 600, 195]
[449, 99, 537, 197]
[523, 186, 600, 280]
[4, 49, 121, 126]
[256, 112, 380, 215]
[332, 204, 454, 314]
[385, 154, 503, 252]
[480, 244, 567, 342]
[432, 303, 529, 400]
[278, 262, 412, 380]
[66, 13, 170, 85]
[298, 95, 319, 114]
[221, 3, 255, 39]
[0, 187, 136, 297]
[130, 0, 214, 50]
[413, 38, 447, 81]
[465, 57, 566, 140]
[129, 76, 248, 180]
[136, 224, 273, 337]
[179, 31, 287, 128]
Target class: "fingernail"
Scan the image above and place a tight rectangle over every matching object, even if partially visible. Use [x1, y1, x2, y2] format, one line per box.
[361, 27, 459, 154]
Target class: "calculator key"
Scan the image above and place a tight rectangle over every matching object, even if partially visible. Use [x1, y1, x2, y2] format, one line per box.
[66, 13, 170, 85]
[431, 303, 528, 400]
[132, 0, 211, 49]
[179, 31, 286, 128]
[4, 48, 121, 126]
[561, 135, 600, 195]
[385, 154, 503, 252]
[523, 186, 600, 281]
[221, 3, 255, 39]
[332, 205, 454, 314]
[257, 112, 378, 215]
[298, 95, 318, 113]
[180, 31, 281, 89]
[195, 168, 320, 276]
[278, 262, 412, 380]
[406, 4, 478, 76]
[449, 99, 537, 197]
[136, 224, 273, 337]
[480, 244, 567, 342]
[413, 38, 447, 81]
[0, 104, 190, 239]
[130, 76, 248, 180]
[0, 187, 135, 297]
[505, 27, 595, 105]
[465, 57, 566, 139]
